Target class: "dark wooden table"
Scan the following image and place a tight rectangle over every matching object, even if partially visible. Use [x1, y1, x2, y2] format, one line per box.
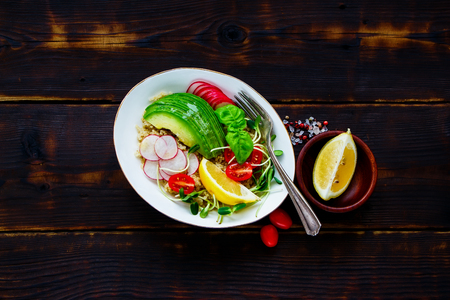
[1, 0, 449, 298]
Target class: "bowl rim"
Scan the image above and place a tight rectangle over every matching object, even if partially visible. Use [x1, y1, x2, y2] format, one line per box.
[296, 130, 377, 213]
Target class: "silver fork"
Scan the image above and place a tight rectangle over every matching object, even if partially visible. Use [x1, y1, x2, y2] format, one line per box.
[234, 91, 321, 236]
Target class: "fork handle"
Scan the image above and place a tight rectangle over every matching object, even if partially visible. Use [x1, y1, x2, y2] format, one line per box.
[268, 148, 321, 236]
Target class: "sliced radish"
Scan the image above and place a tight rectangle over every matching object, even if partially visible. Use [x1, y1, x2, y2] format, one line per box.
[213, 98, 235, 109]
[201, 90, 221, 102]
[196, 85, 218, 96]
[143, 160, 160, 180]
[184, 151, 199, 175]
[193, 85, 210, 96]
[192, 81, 212, 94]
[209, 96, 233, 110]
[154, 135, 178, 160]
[159, 168, 172, 181]
[159, 149, 187, 176]
[188, 81, 236, 110]
[187, 81, 208, 94]
[140, 134, 160, 161]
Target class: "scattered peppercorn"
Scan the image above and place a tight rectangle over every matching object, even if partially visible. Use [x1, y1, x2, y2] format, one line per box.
[283, 116, 329, 146]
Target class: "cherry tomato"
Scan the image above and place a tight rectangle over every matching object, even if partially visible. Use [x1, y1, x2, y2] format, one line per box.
[260, 224, 278, 247]
[168, 173, 195, 194]
[269, 208, 293, 230]
[224, 147, 262, 167]
[225, 162, 253, 181]
[247, 146, 263, 166]
[224, 148, 235, 163]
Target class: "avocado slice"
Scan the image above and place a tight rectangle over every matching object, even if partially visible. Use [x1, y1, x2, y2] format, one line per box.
[143, 93, 226, 159]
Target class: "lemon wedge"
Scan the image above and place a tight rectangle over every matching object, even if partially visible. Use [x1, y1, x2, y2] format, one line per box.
[198, 158, 260, 206]
[313, 129, 357, 200]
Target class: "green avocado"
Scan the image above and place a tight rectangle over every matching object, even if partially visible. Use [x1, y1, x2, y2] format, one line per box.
[143, 93, 226, 159]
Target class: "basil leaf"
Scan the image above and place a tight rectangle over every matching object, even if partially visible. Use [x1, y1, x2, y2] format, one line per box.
[227, 118, 247, 132]
[225, 130, 253, 164]
[271, 134, 276, 142]
[214, 105, 246, 126]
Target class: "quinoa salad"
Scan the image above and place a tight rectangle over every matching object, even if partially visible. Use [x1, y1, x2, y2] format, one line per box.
[135, 82, 281, 222]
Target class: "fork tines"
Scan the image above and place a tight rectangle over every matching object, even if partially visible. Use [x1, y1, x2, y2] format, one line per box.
[234, 92, 260, 120]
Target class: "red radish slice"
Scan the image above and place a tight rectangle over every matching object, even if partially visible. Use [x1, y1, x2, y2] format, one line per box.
[159, 149, 187, 176]
[187, 80, 237, 109]
[184, 151, 199, 175]
[159, 168, 172, 181]
[143, 160, 160, 180]
[140, 134, 160, 161]
[210, 96, 234, 110]
[201, 90, 221, 102]
[200, 86, 223, 97]
[193, 83, 213, 95]
[194, 87, 214, 99]
[154, 135, 178, 160]
[187, 81, 206, 94]
[154, 136, 167, 158]
[214, 98, 236, 109]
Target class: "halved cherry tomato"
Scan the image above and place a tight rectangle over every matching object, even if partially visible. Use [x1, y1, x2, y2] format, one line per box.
[269, 208, 292, 230]
[168, 173, 195, 194]
[260, 224, 278, 247]
[224, 147, 263, 167]
[247, 146, 263, 166]
[225, 162, 253, 181]
[224, 148, 235, 163]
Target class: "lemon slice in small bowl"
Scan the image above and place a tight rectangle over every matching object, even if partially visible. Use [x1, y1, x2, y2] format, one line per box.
[313, 129, 357, 201]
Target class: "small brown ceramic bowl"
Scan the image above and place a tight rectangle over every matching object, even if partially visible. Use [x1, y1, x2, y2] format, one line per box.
[296, 131, 377, 213]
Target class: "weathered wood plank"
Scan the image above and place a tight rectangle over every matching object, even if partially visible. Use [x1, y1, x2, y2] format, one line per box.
[0, 0, 449, 102]
[0, 231, 448, 298]
[0, 103, 448, 230]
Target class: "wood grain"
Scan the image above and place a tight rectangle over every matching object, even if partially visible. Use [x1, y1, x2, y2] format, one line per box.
[0, 231, 448, 298]
[0, 0, 449, 103]
[0, 103, 448, 231]
[1, 1, 449, 298]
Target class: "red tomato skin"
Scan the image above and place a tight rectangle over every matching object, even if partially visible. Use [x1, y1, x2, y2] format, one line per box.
[248, 146, 263, 166]
[260, 225, 278, 247]
[223, 148, 235, 163]
[224, 147, 262, 167]
[269, 208, 293, 230]
[225, 162, 253, 181]
[168, 174, 195, 194]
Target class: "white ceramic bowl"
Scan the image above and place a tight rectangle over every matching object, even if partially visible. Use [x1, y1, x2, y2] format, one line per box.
[114, 68, 295, 228]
